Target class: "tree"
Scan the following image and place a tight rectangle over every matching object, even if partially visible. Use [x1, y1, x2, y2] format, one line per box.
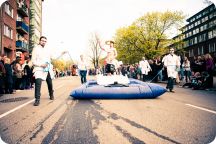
[51, 59, 73, 71]
[115, 11, 185, 64]
[88, 32, 103, 68]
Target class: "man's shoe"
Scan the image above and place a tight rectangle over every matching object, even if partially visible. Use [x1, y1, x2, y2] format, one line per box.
[170, 89, 175, 93]
[34, 100, 40, 106]
[50, 95, 54, 100]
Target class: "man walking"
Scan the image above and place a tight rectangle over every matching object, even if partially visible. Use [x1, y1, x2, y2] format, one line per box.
[139, 56, 151, 82]
[163, 47, 180, 92]
[31, 36, 55, 106]
[78, 55, 88, 84]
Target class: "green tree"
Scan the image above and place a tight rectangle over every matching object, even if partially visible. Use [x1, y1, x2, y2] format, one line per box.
[115, 11, 185, 64]
[51, 59, 73, 71]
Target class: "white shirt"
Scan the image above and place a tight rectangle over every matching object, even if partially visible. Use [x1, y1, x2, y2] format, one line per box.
[163, 54, 180, 78]
[31, 44, 54, 80]
[78, 59, 88, 71]
[139, 60, 151, 75]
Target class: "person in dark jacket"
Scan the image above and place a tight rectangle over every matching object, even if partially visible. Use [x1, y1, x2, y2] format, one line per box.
[4, 58, 13, 94]
[0, 55, 6, 95]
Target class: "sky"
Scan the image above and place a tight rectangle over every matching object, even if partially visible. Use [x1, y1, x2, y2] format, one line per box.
[0, 0, 215, 61]
[29, 0, 216, 61]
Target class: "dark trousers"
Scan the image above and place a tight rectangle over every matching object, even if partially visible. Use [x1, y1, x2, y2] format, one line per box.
[35, 72, 53, 100]
[166, 77, 175, 90]
[142, 74, 147, 82]
[0, 76, 4, 94]
[79, 70, 87, 84]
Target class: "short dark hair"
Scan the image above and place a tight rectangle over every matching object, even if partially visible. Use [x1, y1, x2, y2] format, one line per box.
[40, 36, 47, 41]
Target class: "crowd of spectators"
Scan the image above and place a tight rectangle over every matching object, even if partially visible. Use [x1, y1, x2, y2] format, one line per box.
[0, 53, 215, 96]
[87, 53, 215, 90]
[0, 55, 71, 96]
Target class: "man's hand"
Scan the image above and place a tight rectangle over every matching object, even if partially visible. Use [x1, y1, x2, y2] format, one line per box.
[62, 51, 68, 55]
[41, 64, 48, 68]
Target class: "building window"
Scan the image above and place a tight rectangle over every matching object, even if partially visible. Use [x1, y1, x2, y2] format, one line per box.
[208, 43, 216, 53]
[213, 29, 216, 38]
[197, 20, 201, 25]
[4, 3, 13, 18]
[209, 44, 212, 53]
[189, 31, 192, 37]
[201, 46, 204, 54]
[196, 28, 199, 33]
[198, 46, 204, 55]
[203, 24, 207, 30]
[4, 25, 13, 39]
[209, 21, 214, 28]
[208, 31, 213, 39]
[193, 29, 196, 35]
[204, 16, 208, 21]
[194, 37, 197, 44]
[189, 49, 194, 57]
[189, 39, 194, 45]
[200, 26, 204, 32]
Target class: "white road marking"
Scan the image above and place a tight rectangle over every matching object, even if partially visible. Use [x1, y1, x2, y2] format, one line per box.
[185, 104, 216, 115]
[0, 84, 65, 119]
[0, 99, 35, 119]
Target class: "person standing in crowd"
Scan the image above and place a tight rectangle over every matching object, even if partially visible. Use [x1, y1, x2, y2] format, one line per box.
[139, 56, 151, 82]
[96, 36, 118, 75]
[182, 57, 191, 83]
[4, 58, 13, 94]
[31, 36, 55, 106]
[23, 57, 32, 89]
[163, 47, 180, 92]
[0, 55, 6, 96]
[14, 59, 23, 90]
[205, 53, 214, 88]
[78, 55, 88, 84]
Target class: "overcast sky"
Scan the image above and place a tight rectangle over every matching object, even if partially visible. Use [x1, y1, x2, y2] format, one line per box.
[42, 0, 214, 61]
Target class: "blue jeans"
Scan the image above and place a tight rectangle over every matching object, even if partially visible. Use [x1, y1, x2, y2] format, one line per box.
[79, 70, 87, 84]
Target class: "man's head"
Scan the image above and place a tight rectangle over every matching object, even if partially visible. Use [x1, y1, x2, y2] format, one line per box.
[142, 56, 145, 60]
[80, 55, 84, 59]
[169, 47, 175, 55]
[105, 40, 114, 48]
[39, 36, 47, 47]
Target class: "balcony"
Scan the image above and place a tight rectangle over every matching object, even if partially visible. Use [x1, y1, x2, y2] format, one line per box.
[16, 21, 29, 34]
[16, 40, 29, 52]
[17, 2, 29, 17]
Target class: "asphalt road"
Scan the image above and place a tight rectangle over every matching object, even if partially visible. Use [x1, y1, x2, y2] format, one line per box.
[0, 76, 215, 144]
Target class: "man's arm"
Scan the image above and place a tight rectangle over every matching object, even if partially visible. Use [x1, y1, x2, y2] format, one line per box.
[96, 35, 107, 51]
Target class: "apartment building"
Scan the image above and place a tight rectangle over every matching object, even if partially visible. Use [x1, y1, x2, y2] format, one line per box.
[0, 0, 30, 61]
[29, 0, 44, 54]
[173, 3, 216, 59]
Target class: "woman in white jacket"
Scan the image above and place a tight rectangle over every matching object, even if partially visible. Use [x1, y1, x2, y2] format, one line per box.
[139, 57, 151, 82]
